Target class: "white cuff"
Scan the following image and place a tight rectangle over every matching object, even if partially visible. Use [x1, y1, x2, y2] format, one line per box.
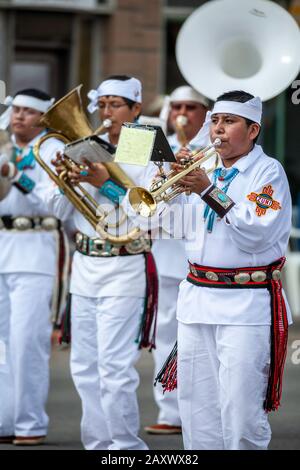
[200, 183, 213, 198]
[10, 167, 21, 183]
[7, 162, 16, 179]
[0, 153, 8, 170]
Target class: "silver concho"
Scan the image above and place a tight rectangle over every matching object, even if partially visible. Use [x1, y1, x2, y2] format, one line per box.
[272, 270, 281, 281]
[12, 217, 32, 231]
[234, 272, 251, 284]
[110, 246, 120, 256]
[205, 271, 219, 281]
[125, 237, 151, 254]
[190, 266, 198, 277]
[41, 216, 58, 231]
[76, 232, 84, 245]
[90, 238, 106, 256]
[251, 271, 267, 283]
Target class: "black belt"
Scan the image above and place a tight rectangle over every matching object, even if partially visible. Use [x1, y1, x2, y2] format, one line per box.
[0, 215, 61, 231]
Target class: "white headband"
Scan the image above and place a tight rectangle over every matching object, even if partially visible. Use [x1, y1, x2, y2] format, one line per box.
[0, 94, 55, 130]
[87, 78, 142, 114]
[169, 86, 209, 108]
[189, 110, 212, 149]
[11, 94, 55, 113]
[211, 97, 262, 125]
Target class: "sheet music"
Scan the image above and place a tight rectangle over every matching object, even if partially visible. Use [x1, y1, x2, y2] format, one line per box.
[114, 126, 156, 166]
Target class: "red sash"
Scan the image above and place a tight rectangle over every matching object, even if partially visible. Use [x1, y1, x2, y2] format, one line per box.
[156, 258, 288, 412]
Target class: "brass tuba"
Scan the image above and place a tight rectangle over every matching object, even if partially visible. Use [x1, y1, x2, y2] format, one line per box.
[34, 85, 141, 244]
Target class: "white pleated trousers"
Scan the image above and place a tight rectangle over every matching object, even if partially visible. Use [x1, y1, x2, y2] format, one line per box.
[70, 294, 148, 450]
[0, 273, 53, 437]
[152, 276, 181, 426]
[177, 322, 272, 450]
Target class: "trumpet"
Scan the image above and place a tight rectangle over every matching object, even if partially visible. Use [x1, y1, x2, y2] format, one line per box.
[128, 138, 221, 217]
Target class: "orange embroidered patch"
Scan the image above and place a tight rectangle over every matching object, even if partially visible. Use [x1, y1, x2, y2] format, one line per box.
[247, 185, 281, 217]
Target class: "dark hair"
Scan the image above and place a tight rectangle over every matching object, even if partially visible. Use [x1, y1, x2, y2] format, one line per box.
[14, 88, 51, 101]
[216, 90, 254, 103]
[105, 75, 132, 82]
[216, 90, 260, 143]
[102, 75, 137, 109]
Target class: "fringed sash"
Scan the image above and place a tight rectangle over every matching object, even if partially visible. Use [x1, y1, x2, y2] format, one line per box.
[155, 257, 289, 412]
[135, 252, 158, 351]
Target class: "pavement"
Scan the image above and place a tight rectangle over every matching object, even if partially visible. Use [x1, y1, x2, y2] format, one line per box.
[1, 320, 299, 450]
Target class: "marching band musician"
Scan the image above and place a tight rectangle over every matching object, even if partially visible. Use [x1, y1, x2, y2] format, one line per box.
[42, 76, 157, 450]
[145, 86, 209, 435]
[0, 89, 62, 446]
[125, 90, 292, 450]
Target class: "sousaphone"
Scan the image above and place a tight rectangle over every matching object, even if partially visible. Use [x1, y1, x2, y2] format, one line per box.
[176, 0, 300, 101]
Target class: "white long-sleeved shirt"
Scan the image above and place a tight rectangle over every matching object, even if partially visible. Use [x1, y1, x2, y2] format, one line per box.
[125, 144, 293, 325]
[0, 131, 57, 275]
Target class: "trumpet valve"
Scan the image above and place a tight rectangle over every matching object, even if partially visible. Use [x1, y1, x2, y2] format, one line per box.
[180, 157, 191, 167]
[150, 176, 166, 192]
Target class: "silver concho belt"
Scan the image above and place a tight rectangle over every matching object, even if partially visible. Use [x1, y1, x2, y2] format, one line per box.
[75, 232, 151, 257]
[0, 216, 60, 231]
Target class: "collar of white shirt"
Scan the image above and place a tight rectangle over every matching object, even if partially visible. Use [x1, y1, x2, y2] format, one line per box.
[11, 129, 47, 150]
[230, 144, 264, 174]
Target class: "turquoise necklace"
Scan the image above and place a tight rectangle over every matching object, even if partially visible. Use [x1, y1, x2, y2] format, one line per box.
[203, 167, 239, 232]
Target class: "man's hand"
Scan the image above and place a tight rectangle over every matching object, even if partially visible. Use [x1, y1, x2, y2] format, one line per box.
[171, 147, 193, 174]
[178, 167, 211, 196]
[168, 147, 211, 195]
[51, 151, 66, 176]
[67, 158, 110, 188]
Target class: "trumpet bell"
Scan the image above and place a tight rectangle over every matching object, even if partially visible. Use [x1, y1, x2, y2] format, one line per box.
[38, 85, 93, 140]
[128, 187, 157, 218]
[176, 0, 300, 101]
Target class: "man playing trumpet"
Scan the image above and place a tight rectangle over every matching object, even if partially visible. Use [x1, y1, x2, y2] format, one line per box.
[126, 90, 292, 450]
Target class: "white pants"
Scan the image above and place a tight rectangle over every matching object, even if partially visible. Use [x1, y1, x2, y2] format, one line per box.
[0, 273, 53, 437]
[152, 276, 181, 426]
[177, 322, 272, 450]
[70, 294, 148, 450]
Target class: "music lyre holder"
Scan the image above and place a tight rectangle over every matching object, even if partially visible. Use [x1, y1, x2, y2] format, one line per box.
[64, 135, 115, 165]
[136, 124, 176, 163]
[115, 123, 176, 167]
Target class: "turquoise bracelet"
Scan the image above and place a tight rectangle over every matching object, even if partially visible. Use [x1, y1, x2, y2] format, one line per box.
[99, 178, 127, 204]
[13, 172, 35, 194]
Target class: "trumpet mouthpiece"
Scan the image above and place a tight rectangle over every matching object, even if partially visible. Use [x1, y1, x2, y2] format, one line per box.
[103, 119, 112, 128]
[213, 138, 221, 147]
[176, 115, 188, 127]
